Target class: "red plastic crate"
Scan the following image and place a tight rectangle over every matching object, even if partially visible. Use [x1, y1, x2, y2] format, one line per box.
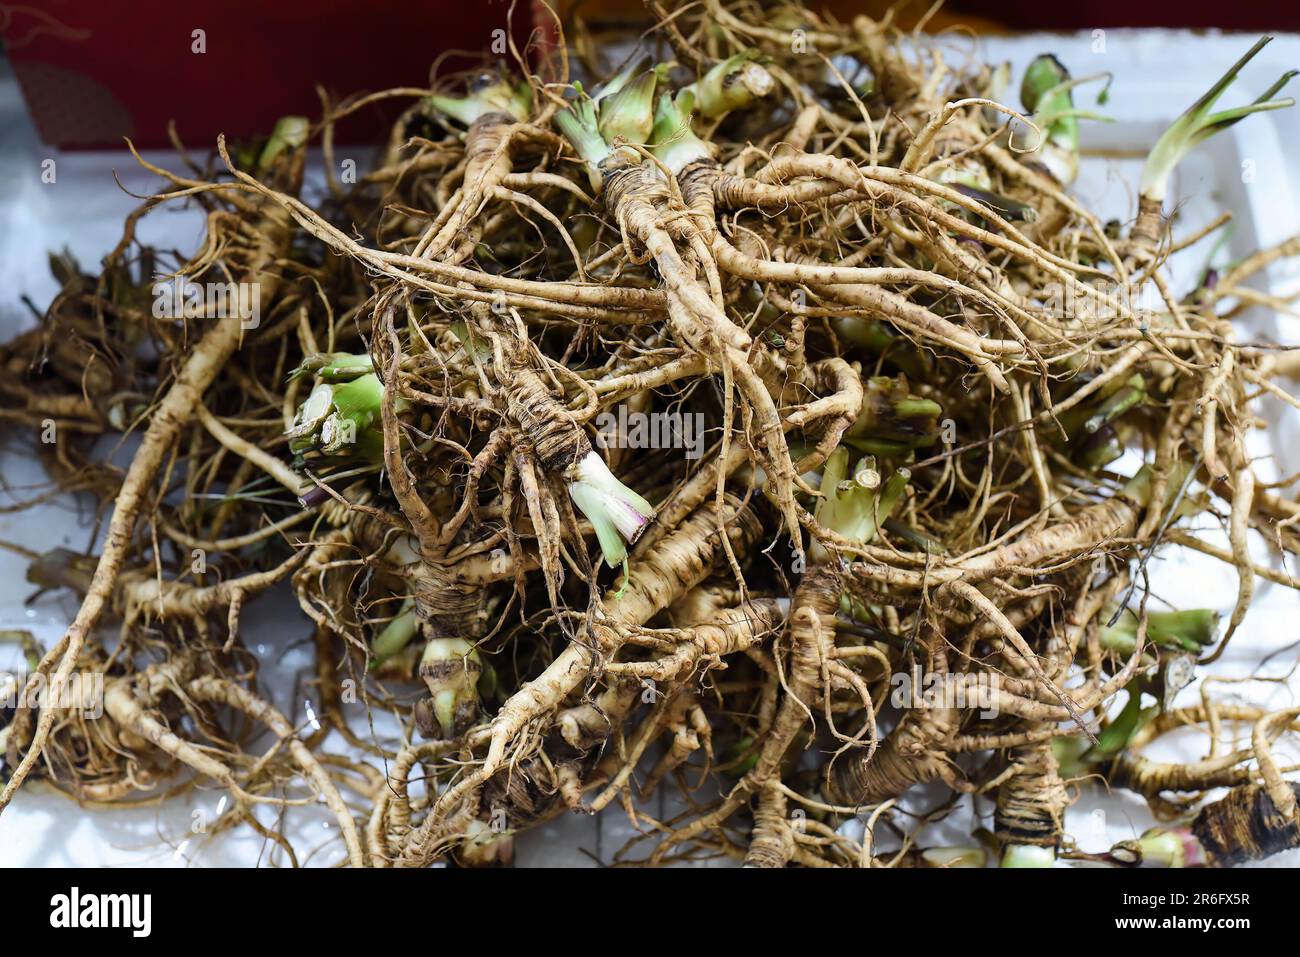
[3, 1, 540, 149]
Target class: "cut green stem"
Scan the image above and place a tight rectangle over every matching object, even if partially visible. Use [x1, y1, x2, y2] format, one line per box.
[291, 352, 373, 383]
[811, 448, 911, 561]
[845, 376, 941, 451]
[418, 637, 483, 737]
[598, 67, 661, 145]
[689, 50, 775, 118]
[370, 598, 418, 669]
[1001, 844, 1056, 868]
[649, 90, 715, 174]
[426, 72, 532, 126]
[258, 116, 310, 171]
[556, 93, 619, 191]
[1099, 607, 1219, 655]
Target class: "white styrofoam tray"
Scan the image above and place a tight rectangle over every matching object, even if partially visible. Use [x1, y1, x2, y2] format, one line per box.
[1, 31, 1299, 867]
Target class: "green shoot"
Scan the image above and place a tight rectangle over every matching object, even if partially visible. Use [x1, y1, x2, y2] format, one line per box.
[1141, 37, 1296, 202]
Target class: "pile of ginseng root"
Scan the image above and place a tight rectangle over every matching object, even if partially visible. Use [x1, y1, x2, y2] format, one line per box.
[4, 2, 1300, 868]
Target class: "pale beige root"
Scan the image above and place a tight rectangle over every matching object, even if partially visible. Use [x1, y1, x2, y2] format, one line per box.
[479, 493, 763, 772]
[1110, 747, 1277, 803]
[826, 618, 958, 807]
[535, 588, 785, 813]
[417, 112, 523, 264]
[744, 783, 795, 868]
[584, 598, 787, 812]
[708, 230, 1026, 383]
[0, 139, 303, 815]
[1129, 194, 1166, 249]
[463, 301, 612, 603]
[599, 155, 804, 541]
[376, 301, 565, 652]
[818, 281, 1012, 393]
[366, 741, 455, 865]
[633, 354, 862, 561]
[396, 493, 765, 866]
[396, 793, 483, 868]
[465, 299, 598, 484]
[638, 691, 715, 798]
[553, 598, 774, 780]
[102, 661, 247, 796]
[957, 488, 1147, 573]
[738, 589, 844, 781]
[556, 678, 642, 751]
[185, 676, 365, 866]
[1110, 707, 1300, 807]
[604, 599, 786, 682]
[667, 582, 745, 629]
[650, 564, 846, 864]
[948, 579, 1094, 737]
[584, 689, 687, 815]
[994, 742, 1070, 854]
[195, 403, 305, 495]
[117, 548, 310, 645]
[102, 653, 365, 865]
[853, 14, 922, 103]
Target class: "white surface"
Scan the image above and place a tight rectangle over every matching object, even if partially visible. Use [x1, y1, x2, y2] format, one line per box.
[2, 31, 1300, 866]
